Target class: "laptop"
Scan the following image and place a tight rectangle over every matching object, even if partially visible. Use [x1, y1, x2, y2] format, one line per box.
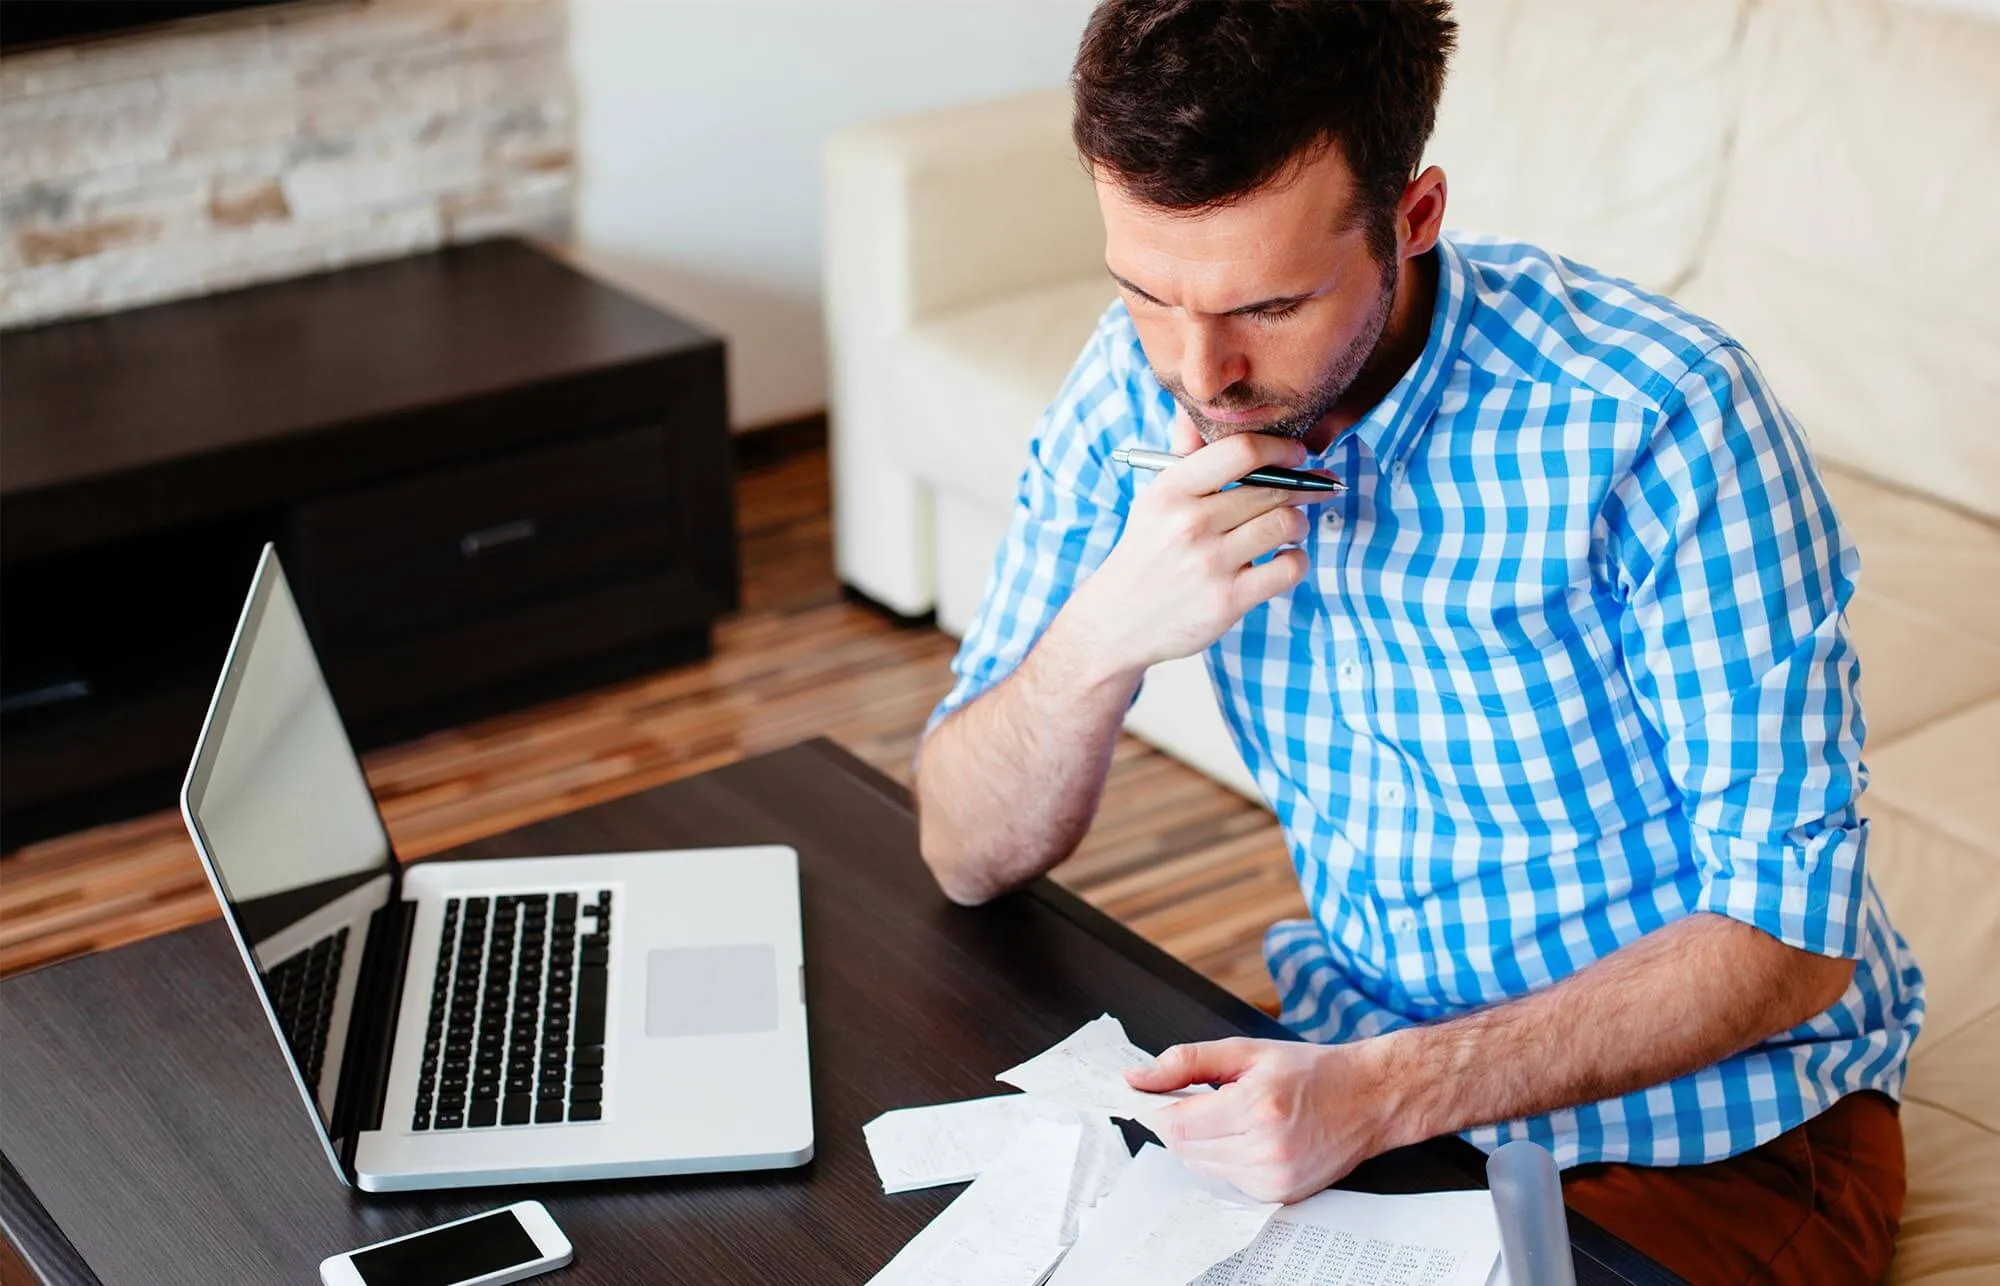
[181, 545, 813, 1192]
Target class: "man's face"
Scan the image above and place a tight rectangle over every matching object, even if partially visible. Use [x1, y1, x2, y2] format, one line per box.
[1097, 145, 1397, 444]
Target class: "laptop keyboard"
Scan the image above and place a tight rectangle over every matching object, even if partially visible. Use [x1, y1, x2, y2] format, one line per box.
[263, 926, 350, 1092]
[413, 889, 612, 1131]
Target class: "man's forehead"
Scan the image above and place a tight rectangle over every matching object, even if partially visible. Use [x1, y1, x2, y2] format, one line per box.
[1095, 148, 1365, 310]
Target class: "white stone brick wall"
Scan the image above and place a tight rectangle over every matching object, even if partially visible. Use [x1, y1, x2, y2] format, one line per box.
[0, 0, 576, 328]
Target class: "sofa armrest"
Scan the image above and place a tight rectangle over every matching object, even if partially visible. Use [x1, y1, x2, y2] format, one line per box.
[822, 88, 1103, 616]
[824, 88, 1103, 335]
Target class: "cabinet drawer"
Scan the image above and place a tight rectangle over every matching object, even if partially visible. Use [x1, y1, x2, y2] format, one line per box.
[292, 425, 674, 645]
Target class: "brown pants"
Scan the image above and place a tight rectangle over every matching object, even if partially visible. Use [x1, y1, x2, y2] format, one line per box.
[1562, 1092, 1906, 1285]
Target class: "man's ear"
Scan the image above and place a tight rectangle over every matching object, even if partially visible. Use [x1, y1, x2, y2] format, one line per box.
[1398, 165, 1448, 261]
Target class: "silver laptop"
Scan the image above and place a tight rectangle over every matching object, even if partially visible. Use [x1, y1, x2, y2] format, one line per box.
[181, 545, 813, 1192]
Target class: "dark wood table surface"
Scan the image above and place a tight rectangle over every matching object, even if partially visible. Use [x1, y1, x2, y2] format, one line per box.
[0, 740, 1675, 1284]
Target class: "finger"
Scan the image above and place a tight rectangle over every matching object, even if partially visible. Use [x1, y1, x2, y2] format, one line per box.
[1168, 408, 1204, 457]
[1162, 432, 1309, 499]
[1125, 1037, 1261, 1092]
[1150, 1083, 1260, 1146]
[1232, 548, 1309, 613]
[1198, 482, 1319, 537]
[1219, 506, 1310, 568]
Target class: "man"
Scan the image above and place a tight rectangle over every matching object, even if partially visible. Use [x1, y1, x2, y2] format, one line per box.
[912, 2, 1926, 1281]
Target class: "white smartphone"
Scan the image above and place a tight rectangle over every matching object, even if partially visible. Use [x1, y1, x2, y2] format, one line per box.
[319, 1200, 572, 1286]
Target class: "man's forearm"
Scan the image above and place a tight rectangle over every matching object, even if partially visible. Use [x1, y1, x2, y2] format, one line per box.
[1382, 912, 1856, 1147]
[914, 599, 1142, 905]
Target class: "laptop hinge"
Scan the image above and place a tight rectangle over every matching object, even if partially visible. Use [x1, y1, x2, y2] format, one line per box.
[330, 895, 418, 1168]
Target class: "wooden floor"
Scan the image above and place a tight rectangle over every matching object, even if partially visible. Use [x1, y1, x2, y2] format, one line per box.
[0, 444, 1305, 1010]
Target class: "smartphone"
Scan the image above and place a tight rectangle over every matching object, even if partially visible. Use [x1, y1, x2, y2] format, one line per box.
[319, 1200, 572, 1286]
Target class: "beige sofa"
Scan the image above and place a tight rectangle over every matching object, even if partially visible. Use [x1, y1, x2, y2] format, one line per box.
[823, 0, 1999, 1278]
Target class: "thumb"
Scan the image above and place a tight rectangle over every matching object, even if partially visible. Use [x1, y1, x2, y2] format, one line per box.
[1168, 407, 1205, 458]
[1125, 1038, 1258, 1092]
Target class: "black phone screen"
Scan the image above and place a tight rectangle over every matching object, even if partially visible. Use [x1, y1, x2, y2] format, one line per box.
[351, 1210, 543, 1286]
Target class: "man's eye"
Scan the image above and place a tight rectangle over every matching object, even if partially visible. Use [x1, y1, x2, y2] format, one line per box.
[1247, 302, 1303, 324]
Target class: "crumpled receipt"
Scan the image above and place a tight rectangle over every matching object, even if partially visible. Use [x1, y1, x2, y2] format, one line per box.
[995, 1013, 1210, 1128]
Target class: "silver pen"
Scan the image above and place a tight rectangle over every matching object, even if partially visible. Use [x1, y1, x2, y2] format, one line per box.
[1111, 446, 1345, 493]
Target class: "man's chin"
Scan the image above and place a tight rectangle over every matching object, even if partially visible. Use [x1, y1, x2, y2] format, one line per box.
[1189, 409, 1315, 444]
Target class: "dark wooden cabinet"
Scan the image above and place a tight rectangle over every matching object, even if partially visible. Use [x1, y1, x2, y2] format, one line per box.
[0, 238, 738, 847]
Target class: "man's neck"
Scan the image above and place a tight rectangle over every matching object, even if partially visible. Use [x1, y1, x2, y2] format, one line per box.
[1305, 247, 1440, 454]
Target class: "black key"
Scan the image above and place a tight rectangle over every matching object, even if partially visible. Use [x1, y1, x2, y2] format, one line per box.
[554, 893, 578, 919]
[468, 1100, 498, 1128]
[465, 897, 490, 917]
[473, 1084, 499, 1103]
[569, 1083, 602, 1104]
[412, 1113, 431, 1131]
[435, 1112, 465, 1129]
[502, 1094, 532, 1125]
[535, 1099, 565, 1124]
[581, 933, 608, 951]
[576, 964, 609, 1045]
[580, 945, 608, 967]
[506, 1072, 534, 1094]
[571, 1065, 603, 1086]
[569, 1102, 602, 1122]
[573, 1045, 604, 1067]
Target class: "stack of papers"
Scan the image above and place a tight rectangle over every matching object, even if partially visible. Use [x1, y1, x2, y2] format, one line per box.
[861, 1014, 1504, 1286]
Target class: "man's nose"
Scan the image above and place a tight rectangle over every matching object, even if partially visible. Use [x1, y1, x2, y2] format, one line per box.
[1176, 318, 1247, 405]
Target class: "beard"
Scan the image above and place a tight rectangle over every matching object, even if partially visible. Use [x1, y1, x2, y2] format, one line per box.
[1160, 267, 1397, 445]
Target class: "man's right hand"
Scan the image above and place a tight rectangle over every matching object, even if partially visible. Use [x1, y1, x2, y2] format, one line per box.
[1067, 413, 1321, 675]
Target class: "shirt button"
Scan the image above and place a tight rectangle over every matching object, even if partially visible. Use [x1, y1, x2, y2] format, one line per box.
[1321, 508, 1343, 530]
[1388, 909, 1418, 934]
[1336, 659, 1361, 686]
[1380, 782, 1405, 806]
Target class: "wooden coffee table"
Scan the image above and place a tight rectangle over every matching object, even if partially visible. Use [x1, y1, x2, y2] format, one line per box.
[0, 739, 1674, 1284]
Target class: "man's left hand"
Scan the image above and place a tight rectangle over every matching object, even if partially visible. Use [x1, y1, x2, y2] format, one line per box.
[1126, 1035, 1413, 1203]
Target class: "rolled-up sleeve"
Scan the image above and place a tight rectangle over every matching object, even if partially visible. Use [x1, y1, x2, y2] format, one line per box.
[1603, 343, 1869, 959]
[924, 305, 1156, 738]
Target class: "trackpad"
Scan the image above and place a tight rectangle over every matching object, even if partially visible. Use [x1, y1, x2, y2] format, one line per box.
[646, 944, 779, 1037]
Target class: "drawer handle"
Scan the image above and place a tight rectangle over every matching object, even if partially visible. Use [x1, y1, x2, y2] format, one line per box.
[459, 518, 539, 558]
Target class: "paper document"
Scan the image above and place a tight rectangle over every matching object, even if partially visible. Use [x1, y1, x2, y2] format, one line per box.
[1064, 1113, 1134, 1241]
[867, 1116, 1083, 1286]
[1049, 1144, 1280, 1286]
[997, 1013, 1208, 1124]
[864, 1094, 1086, 1193]
[1190, 1187, 1502, 1286]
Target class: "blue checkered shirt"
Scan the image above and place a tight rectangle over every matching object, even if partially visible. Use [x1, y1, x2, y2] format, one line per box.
[928, 234, 1925, 1168]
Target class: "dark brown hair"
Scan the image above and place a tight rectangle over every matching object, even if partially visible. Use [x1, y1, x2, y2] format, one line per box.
[1072, 0, 1457, 259]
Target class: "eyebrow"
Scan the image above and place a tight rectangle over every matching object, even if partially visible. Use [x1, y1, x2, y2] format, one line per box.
[1106, 266, 1316, 316]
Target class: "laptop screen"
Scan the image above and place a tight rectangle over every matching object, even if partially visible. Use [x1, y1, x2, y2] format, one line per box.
[182, 545, 397, 1156]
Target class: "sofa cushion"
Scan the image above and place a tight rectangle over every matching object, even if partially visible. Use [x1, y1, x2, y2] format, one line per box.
[894, 276, 1118, 510]
[1427, 0, 1745, 293]
[1862, 792, 2000, 1052]
[1819, 465, 2000, 748]
[1897, 1005, 2000, 1283]
[1678, 0, 2000, 522]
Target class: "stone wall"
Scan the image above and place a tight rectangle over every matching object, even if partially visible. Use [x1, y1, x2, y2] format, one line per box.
[0, 0, 575, 329]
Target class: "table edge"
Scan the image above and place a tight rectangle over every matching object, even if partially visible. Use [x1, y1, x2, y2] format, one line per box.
[0, 1152, 99, 1286]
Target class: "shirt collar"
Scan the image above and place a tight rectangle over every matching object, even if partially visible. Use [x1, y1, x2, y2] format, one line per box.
[1310, 234, 1475, 481]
